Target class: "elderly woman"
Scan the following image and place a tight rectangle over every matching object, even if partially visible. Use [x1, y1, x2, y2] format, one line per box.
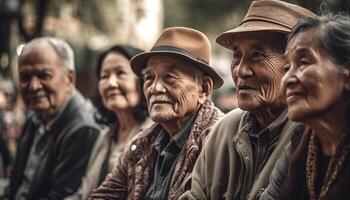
[75, 45, 153, 200]
[278, 13, 350, 199]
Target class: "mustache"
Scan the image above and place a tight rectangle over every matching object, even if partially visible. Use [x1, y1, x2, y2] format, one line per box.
[149, 95, 174, 105]
[24, 90, 48, 99]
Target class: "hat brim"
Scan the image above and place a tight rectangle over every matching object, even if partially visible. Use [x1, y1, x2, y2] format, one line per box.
[130, 51, 224, 89]
[216, 20, 290, 49]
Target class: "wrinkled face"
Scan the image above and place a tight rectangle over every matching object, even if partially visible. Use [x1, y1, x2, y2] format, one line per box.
[142, 55, 203, 123]
[98, 53, 142, 113]
[18, 42, 74, 117]
[282, 27, 348, 122]
[230, 32, 286, 112]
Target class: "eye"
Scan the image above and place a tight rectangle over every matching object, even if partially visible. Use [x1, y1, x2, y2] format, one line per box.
[143, 74, 154, 82]
[99, 74, 109, 80]
[20, 74, 30, 83]
[117, 70, 127, 76]
[298, 58, 311, 72]
[165, 73, 177, 80]
[283, 63, 291, 73]
[300, 59, 310, 65]
[37, 72, 52, 80]
[251, 51, 265, 61]
[232, 51, 242, 66]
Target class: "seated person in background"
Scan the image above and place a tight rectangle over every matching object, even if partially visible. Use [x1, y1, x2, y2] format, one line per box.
[73, 45, 153, 200]
[180, 1, 314, 199]
[8, 37, 100, 200]
[90, 27, 225, 200]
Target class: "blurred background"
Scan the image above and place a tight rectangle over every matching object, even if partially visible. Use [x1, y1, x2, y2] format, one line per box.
[0, 0, 349, 188]
[0, 0, 349, 105]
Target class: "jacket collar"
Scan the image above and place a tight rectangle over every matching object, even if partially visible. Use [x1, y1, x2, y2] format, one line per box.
[45, 90, 88, 134]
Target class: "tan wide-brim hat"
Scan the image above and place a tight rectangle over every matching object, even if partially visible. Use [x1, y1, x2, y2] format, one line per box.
[130, 27, 224, 89]
[216, 0, 316, 49]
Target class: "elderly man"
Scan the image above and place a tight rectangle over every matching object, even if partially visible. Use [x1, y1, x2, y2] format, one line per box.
[90, 27, 224, 200]
[181, 1, 315, 200]
[8, 37, 100, 199]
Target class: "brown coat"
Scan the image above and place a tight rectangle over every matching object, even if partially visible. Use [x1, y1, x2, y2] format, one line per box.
[89, 99, 224, 200]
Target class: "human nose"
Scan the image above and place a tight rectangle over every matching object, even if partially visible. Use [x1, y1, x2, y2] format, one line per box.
[149, 77, 166, 94]
[28, 76, 42, 91]
[235, 59, 253, 78]
[282, 67, 298, 89]
[107, 74, 119, 87]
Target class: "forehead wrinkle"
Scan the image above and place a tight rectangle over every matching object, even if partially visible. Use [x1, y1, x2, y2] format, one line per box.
[232, 40, 276, 55]
[102, 64, 124, 71]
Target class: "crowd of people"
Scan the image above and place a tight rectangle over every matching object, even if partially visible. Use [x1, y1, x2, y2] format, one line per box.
[0, 0, 350, 199]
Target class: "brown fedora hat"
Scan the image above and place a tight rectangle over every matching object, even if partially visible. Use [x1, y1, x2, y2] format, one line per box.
[216, 0, 316, 49]
[130, 27, 224, 89]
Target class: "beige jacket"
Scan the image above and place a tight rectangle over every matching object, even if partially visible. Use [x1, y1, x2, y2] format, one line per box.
[180, 108, 300, 200]
[79, 118, 153, 200]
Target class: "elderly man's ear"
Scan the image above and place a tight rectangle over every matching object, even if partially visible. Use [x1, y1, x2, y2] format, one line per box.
[67, 70, 76, 86]
[198, 75, 213, 104]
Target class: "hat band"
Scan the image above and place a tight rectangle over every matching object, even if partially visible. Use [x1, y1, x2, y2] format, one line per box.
[150, 45, 209, 65]
[240, 17, 292, 30]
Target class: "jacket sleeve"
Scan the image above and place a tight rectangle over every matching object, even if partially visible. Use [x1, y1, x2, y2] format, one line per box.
[88, 144, 129, 200]
[259, 142, 291, 200]
[41, 126, 99, 200]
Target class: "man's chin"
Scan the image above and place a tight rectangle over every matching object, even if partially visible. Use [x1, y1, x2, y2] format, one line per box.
[237, 102, 260, 112]
[150, 113, 177, 123]
[28, 105, 50, 114]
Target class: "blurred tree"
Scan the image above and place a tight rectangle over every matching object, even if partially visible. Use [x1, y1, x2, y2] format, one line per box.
[18, 0, 47, 42]
[164, 0, 350, 43]
[0, 0, 19, 77]
[8, 0, 162, 97]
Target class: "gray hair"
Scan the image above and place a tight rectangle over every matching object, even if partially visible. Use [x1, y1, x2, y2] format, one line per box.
[288, 12, 350, 69]
[21, 37, 75, 71]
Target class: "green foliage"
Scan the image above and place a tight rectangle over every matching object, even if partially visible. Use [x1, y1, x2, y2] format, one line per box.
[164, 0, 250, 41]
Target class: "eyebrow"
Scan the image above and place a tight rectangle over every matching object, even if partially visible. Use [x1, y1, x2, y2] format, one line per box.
[250, 44, 266, 51]
[287, 48, 310, 57]
[101, 65, 124, 72]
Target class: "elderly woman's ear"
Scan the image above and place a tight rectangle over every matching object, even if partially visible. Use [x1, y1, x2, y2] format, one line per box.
[198, 75, 214, 104]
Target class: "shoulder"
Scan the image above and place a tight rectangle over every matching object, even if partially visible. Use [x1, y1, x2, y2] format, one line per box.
[204, 108, 246, 147]
[211, 108, 246, 133]
[62, 93, 101, 132]
[120, 123, 160, 160]
[137, 118, 154, 133]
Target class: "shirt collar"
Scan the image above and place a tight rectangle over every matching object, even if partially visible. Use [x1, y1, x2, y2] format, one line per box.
[154, 110, 198, 153]
[245, 109, 288, 139]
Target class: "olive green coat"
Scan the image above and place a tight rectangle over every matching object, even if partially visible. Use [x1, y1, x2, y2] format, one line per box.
[181, 108, 299, 200]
